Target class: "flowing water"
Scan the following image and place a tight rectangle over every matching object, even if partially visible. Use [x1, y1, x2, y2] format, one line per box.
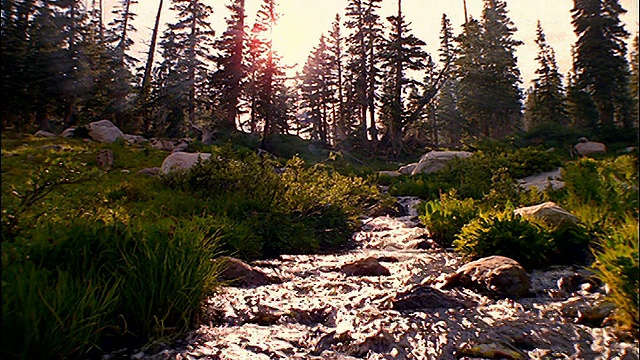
[123, 198, 638, 360]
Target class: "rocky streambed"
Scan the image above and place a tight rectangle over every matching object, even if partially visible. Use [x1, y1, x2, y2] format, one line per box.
[123, 199, 638, 360]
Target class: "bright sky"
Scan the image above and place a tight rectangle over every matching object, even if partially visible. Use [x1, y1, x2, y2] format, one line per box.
[105, 0, 639, 88]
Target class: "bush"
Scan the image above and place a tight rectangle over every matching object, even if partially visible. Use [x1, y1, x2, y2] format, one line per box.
[591, 218, 639, 336]
[454, 211, 554, 269]
[420, 191, 479, 248]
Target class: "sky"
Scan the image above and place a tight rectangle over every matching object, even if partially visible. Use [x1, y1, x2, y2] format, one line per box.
[105, 0, 639, 88]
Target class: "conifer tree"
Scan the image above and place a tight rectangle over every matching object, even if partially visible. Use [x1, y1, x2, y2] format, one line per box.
[630, 34, 639, 126]
[525, 21, 568, 130]
[571, 0, 632, 129]
[154, 0, 214, 137]
[378, 0, 431, 156]
[327, 14, 346, 144]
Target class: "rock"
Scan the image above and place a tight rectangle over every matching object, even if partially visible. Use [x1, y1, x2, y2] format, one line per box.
[376, 256, 400, 263]
[398, 163, 417, 175]
[557, 273, 588, 293]
[514, 202, 579, 229]
[151, 138, 175, 152]
[160, 152, 212, 174]
[517, 168, 565, 191]
[96, 149, 114, 171]
[124, 134, 147, 144]
[340, 257, 390, 277]
[171, 141, 189, 153]
[410, 151, 473, 176]
[137, 167, 161, 176]
[574, 141, 606, 157]
[378, 170, 402, 177]
[218, 257, 273, 287]
[34, 130, 56, 138]
[60, 127, 75, 138]
[392, 285, 464, 311]
[456, 341, 526, 360]
[87, 120, 125, 143]
[443, 256, 530, 298]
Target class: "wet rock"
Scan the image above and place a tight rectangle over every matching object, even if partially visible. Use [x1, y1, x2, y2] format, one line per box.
[392, 285, 464, 311]
[87, 120, 125, 143]
[562, 299, 616, 327]
[219, 257, 273, 287]
[137, 167, 161, 176]
[557, 273, 597, 294]
[340, 257, 390, 277]
[514, 202, 579, 229]
[96, 149, 114, 171]
[443, 256, 530, 298]
[160, 152, 212, 174]
[456, 341, 526, 360]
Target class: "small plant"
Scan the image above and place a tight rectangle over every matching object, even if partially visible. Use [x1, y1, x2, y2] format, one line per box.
[454, 211, 554, 269]
[591, 219, 639, 337]
[420, 191, 479, 248]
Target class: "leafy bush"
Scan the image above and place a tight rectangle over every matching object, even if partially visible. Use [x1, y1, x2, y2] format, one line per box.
[591, 218, 639, 336]
[454, 211, 554, 269]
[420, 191, 479, 248]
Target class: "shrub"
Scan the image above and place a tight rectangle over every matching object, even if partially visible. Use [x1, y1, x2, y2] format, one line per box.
[591, 218, 639, 336]
[454, 211, 554, 269]
[420, 191, 479, 248]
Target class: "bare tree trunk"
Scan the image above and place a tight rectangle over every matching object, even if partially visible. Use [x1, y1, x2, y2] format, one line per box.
[141, 0, 163, 134]
[225, 0, 244, 131]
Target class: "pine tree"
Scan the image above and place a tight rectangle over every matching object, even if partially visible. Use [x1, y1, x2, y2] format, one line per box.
[571, 0, 632, 129]
[525, 20, 568, 130]
[378, 0, 431, 156]
[630, 34, 639, 126]
[327, 14, 346, 144]
[455, 0, 523, 138]
[212, 0, 246, 131]
[153, 0, 214, 138]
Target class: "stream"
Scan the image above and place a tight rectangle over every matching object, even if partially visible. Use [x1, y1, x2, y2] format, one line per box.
[121, 197, 638, 360]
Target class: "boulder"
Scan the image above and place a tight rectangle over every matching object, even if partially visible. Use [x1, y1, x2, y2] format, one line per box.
[514, 202, 579, 229]
[392, 285, 464, 311]
[443, 255, 530, 298]
[151, 138, 175, 152]
[124, 134, 147, 144]
[411, 151, 473, 175]
[398, 163, 417, 175]
[34, 130, 56, 138]
[137, 167, 161, 176]
[517, 168, 564, 191]
[160, 152, 212, 174]
[96, 149, 114, 171]
[218, 257, 273, 287]
[574, 141, 606, 157]
[60, 127, 76, 138]
[340, 257, 390, 277]
[172, 141, 189, 153]
[87, 120, 125, 143]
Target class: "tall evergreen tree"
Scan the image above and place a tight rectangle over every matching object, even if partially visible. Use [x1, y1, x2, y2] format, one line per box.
[630, 34, 639, 127]
[212, 0, 246, 131]
[571, 0, 632, 129]
[525, 20, 568, 130]
[378, 0, 431, 156]
[455, 1, 523, 138]
[153, 0, 214, 137]
[566, 47, 599, 129]
[327, 14, 346, 144]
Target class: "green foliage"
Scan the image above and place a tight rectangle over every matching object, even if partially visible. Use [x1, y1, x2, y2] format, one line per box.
[420, 191, 479, 248]
[2, 218, 222, 359]
[454, 211, 554, 269]
[591, 219, 639, 336]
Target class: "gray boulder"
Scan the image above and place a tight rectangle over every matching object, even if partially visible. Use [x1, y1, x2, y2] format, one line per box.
[96, 149, 114, 171]
[514, 202, 579, 229]
[160, 152, 212, 174]
[517, 167, 564, 191]
[150, 138, 175, 152]
[410, 151, 473, 175]
[379, 170, 402, 178]
[574, 141, 606, 157]
[443, 255, 530, 298]
[398, 163, 417, 175]
[88, 120, 125, 143]
[124, 134, 148, 144]
[137, 167, 161, 176]
[60, 127, 76, 138]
